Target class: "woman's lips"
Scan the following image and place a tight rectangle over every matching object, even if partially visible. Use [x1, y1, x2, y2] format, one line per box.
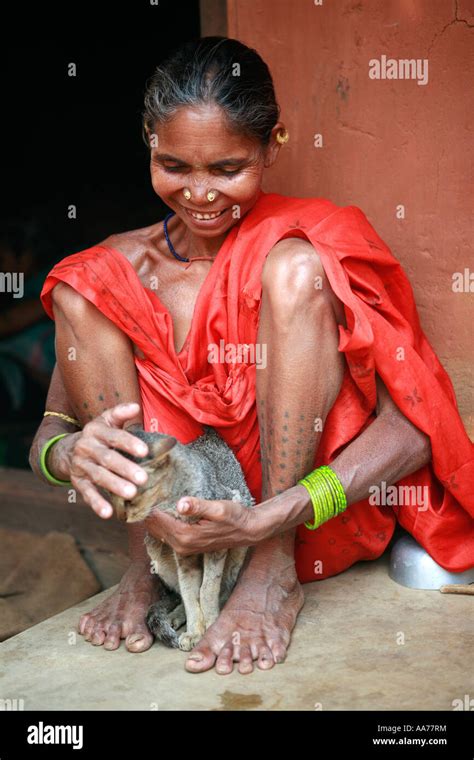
[181, 205, 229, 222]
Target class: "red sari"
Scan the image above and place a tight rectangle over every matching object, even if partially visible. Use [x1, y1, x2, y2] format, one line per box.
[40, 190, 474, 583]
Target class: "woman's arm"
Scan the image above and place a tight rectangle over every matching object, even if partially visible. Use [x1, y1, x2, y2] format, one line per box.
[29, 362, 83, 484]
[255, 374, 432, 538]
[30, 281, 161, 522]
[29, 359, 152, 513]
[145, 375, 431, 553]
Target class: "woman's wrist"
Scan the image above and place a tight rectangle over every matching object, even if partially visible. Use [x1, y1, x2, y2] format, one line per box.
[251, 484, 313, 541]
[46, 431, 80, 482]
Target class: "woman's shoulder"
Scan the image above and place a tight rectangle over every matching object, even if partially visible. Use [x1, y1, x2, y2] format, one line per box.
[99, 220, 165, 269]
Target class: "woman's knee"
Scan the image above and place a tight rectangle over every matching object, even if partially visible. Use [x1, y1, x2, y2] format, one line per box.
[261, 239, 330, 312]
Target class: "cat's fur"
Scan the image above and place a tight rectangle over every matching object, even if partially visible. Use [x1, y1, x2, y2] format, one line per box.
[103, 425, 254, 651]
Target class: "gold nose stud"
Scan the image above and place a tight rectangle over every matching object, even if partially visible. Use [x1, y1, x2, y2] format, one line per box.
[182, 189, 218, 202]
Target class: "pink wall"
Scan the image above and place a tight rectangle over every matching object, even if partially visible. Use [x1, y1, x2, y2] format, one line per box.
[227, 0, 473, 437]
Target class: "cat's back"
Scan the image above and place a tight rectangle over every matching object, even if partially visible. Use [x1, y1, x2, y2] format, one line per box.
[189, 427, 253, 502]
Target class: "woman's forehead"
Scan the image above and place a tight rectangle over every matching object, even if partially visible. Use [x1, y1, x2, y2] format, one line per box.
[155, 105, 258, 157]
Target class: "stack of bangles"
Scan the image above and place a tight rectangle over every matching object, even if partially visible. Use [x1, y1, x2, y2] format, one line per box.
[298, 465, 347, 530]
[39, 411, 82, 487]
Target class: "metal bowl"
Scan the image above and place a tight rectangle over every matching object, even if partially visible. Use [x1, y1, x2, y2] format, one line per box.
[389, 534, 474, 590]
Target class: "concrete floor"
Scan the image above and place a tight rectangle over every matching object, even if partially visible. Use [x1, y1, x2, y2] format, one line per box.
[0, 554, 472, 711]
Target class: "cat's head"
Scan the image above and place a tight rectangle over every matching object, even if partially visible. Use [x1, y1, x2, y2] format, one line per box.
[108, 432, 178, 523]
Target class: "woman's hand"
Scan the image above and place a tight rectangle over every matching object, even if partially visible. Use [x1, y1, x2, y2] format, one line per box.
[144, 496, 265, 555]
[63, 402, 150, 519]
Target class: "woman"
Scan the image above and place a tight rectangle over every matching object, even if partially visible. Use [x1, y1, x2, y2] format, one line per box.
[30, 37, 473, 676]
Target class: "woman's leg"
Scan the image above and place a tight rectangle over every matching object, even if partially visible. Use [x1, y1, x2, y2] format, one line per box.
[51, 282, 160, 652]
[186, 240, 346, 674]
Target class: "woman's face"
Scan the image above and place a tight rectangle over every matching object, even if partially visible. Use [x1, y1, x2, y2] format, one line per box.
[149, 104, 280, 238]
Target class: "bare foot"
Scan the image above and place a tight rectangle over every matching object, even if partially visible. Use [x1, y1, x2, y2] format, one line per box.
[78, 560, 159, 652]
[185, 533, 304, 675]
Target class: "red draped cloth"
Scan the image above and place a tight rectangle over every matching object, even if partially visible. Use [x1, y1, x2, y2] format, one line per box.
[40, 190, 474, 583]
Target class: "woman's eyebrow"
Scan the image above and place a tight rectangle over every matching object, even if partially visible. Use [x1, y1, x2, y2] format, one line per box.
[154, 153, 246, 167]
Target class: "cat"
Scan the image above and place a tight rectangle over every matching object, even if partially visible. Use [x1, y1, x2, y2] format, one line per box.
[103, 425, 255, 651]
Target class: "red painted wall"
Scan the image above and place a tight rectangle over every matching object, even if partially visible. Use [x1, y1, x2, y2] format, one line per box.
[227, 0, 473, 437]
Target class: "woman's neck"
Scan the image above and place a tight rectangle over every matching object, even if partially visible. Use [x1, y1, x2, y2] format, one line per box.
[185, 229, 228, 260]
[165, 214, 231, 261]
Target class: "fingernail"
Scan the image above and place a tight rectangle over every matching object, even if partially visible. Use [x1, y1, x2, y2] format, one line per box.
[124, 485, 136, 497]
[134, 470, 147, 483]
[101, 507, 112, 518]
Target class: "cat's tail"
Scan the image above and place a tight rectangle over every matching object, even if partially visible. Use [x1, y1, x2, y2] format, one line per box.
[146, 578, 182, 649]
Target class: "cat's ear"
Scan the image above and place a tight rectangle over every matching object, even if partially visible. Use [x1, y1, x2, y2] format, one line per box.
[147, 436, 177, 464]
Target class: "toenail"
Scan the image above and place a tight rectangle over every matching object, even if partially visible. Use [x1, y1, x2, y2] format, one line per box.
[188, 654, 203, 662]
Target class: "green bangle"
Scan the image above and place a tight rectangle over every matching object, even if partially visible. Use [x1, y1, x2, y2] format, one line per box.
[39, 433, 72, 486]
[298, 465, 347, 530]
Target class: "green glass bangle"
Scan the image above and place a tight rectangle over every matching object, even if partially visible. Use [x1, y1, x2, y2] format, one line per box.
[39, 433, 72, 487]
[298, 465, 347, 530]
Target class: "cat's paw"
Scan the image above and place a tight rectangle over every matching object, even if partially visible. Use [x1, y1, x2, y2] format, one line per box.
[178, 631, 204, 651]
[167, 603, 186, 631]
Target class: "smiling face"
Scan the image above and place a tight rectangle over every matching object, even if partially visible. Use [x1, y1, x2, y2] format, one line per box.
[148, 103, 282, 238]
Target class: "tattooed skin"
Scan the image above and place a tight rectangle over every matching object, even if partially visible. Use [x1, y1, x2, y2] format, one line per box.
[258, 400, 323, 500]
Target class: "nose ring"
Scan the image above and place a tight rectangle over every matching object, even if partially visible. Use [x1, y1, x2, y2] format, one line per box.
[182, 188, 218, 202]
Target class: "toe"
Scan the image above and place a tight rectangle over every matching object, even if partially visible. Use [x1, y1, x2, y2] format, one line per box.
[257, 645, 275, 670]
[126, 625, 154, 653]
[78, 613, 91, 635]
[270, 641, 288, 664]
[236, 645, 254, 675]
[90, 628, 107, 646]
[185, 642, 217, 673]
[104, 623, 122, 651]
[83, 618, 97, 642]
[215, 644, 234, 675]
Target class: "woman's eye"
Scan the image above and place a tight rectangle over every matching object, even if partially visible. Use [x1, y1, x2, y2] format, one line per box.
[160, 164, 241, 176]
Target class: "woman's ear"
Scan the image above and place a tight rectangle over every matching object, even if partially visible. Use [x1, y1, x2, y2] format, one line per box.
[264, 122, 289, 168]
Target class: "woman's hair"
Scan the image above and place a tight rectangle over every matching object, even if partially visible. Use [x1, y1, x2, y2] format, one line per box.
[142, 36, 280, 147]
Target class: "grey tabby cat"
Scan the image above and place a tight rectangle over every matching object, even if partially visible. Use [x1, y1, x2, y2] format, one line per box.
[104, 425, 254, 651]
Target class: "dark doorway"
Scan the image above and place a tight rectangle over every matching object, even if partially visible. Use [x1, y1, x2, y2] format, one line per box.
[0, 1, 201, 466]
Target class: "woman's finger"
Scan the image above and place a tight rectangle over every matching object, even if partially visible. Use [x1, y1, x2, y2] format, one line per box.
[176, 496, 229, 520]
[82, 441, 148, 490]
[96, 425, 149, 458]
[73, 459, 140, 501]
[70, 474, 116, 518]
[145, 509, 180, 540]
[99, 402, 142, 430]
